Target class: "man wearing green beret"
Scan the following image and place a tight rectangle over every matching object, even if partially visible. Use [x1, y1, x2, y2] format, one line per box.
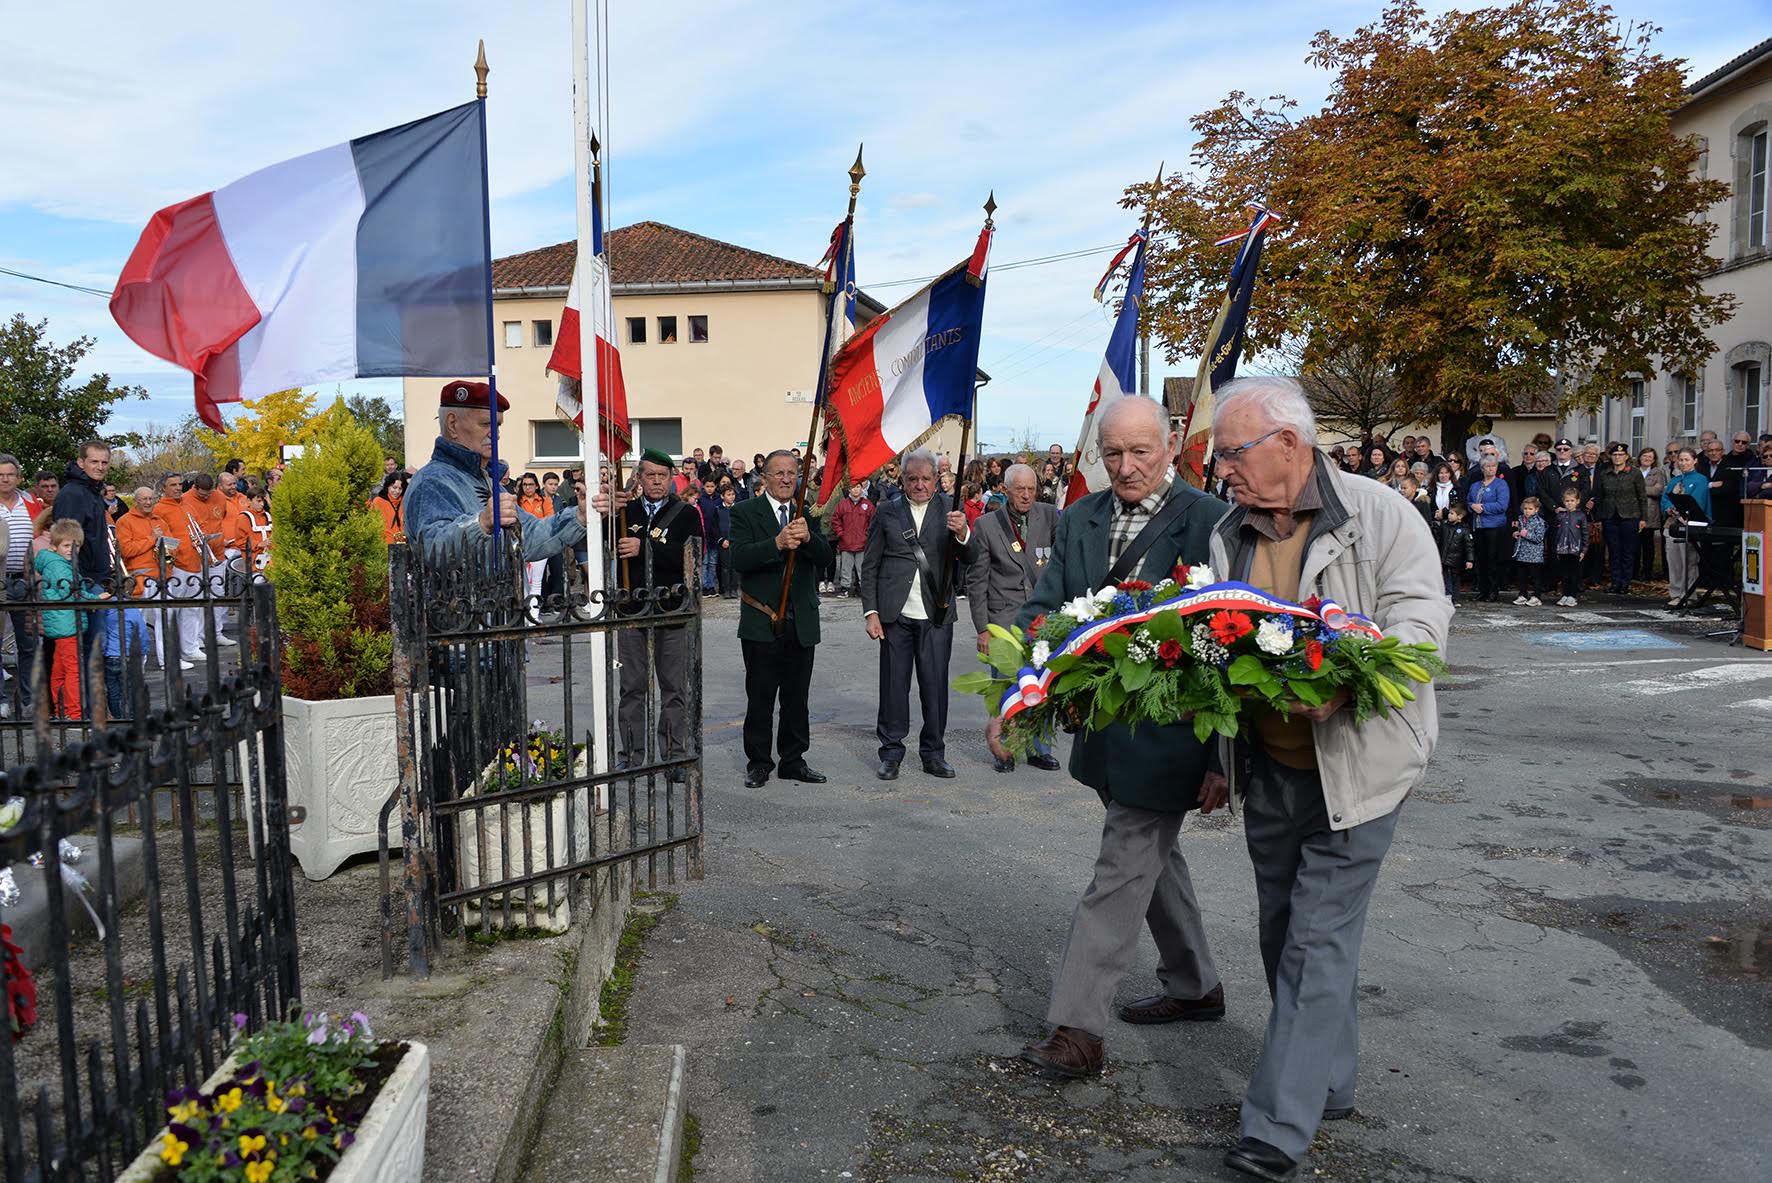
[730, 449, 833, 788]
[612, 447, 700, 782]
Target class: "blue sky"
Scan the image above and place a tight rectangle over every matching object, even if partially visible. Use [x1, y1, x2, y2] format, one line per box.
[0, 1, 1756, 449]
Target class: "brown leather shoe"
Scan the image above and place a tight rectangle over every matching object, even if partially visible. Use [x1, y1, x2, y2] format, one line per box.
[1020, 1026, 1104, 1077]
[1116, 983, 1226, 1024]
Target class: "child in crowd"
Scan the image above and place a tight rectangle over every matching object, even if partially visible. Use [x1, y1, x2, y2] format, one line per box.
[1399, 476, 1435, 533]
[1439, 504, 1474, 603]
[1511, 495, 1547, 606]
[1553, 488, 1590, 607]
[716, 485, 738, 598]
[35, 519, 88, 719]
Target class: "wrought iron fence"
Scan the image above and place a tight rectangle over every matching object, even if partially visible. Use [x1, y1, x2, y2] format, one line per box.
[380, 529, 704, 977]
[0, 580, 298, 1183]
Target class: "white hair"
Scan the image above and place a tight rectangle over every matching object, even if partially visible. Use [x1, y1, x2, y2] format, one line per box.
[901, 447, 938, 476]
[1212, 376, 1319, 447]
[1100, 395, 1171, 437]
[1003, 463, 1037, 487]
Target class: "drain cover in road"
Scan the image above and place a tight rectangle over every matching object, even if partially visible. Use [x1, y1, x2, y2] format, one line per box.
[1523, 630, 1685, 650]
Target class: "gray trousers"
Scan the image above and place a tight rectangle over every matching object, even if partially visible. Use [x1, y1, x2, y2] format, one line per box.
[1240, 750, 1399, 1159]
[1046, 799, 1220, 1037]
[617, 623, 688, 768]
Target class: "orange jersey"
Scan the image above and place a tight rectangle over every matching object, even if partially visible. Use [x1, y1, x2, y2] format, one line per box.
[518, 492, 553, 519]
[152, 500, 204, 572]
[237, 508, 273, 569]
[219, 490, 249, 550]
[114, 508, 165, 593]
[374, 496, 405, 545]
[179, 491, 229, 561]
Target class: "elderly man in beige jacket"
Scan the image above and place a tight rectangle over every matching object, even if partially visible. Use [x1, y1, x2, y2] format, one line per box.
[1207, 376, 1452, 1182]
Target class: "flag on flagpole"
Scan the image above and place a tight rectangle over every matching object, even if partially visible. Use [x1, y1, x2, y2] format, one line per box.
[819, 228, 989, 496]
[1060, 228, 1147, 507]
[110, 103, 491, 431]
[1179, 204, 1276, 487]
[809, 219, 859, 508]
[546, 186, 631, 463]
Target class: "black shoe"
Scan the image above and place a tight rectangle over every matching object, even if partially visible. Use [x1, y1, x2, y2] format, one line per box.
[992, 754, 1015, 773]
[743, 768, 770, 788]
[921, 758, 956, 778]
[1117, 983, 1225, 1024]
[876, 760, 900, 781]
[1027, 753, 1061, 771]
[1322, 1105, 1355, 1121]
[779, 763, 827, 784]
[1224, 1137, 1298, 1181]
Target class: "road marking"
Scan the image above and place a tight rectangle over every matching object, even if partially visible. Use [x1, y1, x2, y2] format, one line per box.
[1523, 630, 1684, 651]
[1624, 664, 1772, 696]
[1733, 697, 1772, 713]
[1559, 610, 1613, 624]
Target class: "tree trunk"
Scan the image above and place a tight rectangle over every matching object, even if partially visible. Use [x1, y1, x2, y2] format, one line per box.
[1440, 408, 1477, 461]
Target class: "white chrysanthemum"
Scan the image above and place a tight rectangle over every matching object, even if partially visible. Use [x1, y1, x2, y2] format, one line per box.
[1255, 617, 1295, 656]
[1060, 595, 1099, 621]
[1031, 640, 1052, 668]
[1185, 564, 1215, 590]
[1093, 585, 1120, 605]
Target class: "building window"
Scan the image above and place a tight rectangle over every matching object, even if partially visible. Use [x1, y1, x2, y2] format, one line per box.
[657, 316, 678, 344]
[1629, 379, 1646, 455]
[626, 316, 646, 345]
[503, 321, 522, 348]
[532, 420, 579, 462]
[631, 417, 683, 457]
[1677, 374, 1699, 436]
[533, 319, 553, 348]
[1751, 128, 1769, 249]
[1743, 362, 1764, 438]
[688, 315, 709, 343]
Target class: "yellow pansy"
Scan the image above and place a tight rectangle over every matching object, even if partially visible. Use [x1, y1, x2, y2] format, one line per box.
[245, 1160, 275, 1183]
[215, 1087, 244, 1113]
[159, 1132, 189, 1166]
[238, 1133, 267, 1157]
[168, 1098, 200, 1123]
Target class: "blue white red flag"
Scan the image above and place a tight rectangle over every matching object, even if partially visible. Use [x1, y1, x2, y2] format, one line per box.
[547, 187, 631, 463]
[1063, 228, 1147, 506]
[110, 103, 490, 431]
[1180, 203, 1277, 487]
[822, 228, 989, 486]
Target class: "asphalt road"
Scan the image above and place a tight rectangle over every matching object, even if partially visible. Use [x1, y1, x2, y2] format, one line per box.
[621, 589, 1771, 1182]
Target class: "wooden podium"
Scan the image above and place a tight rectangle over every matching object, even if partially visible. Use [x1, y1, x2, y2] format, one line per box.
[1745, 499, 1770, 650]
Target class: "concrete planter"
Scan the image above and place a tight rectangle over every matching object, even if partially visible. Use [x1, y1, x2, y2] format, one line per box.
[117, 1041, 430, 1183]
[244, 694, 398, 881]
[458, 752, 591, 933]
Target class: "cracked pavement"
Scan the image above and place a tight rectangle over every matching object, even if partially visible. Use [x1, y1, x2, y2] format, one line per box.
[621, 597, 1772, 1181]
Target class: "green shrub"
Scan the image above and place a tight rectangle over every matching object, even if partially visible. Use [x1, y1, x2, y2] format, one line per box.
[273, 399, 392, 700]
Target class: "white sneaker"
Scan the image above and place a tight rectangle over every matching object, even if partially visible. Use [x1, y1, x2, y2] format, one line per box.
[1561, 596, 1577, 607]
[1526, 597, 1542, 606]
[1666, 598, 1681, 607]
[214, 634, 237, 647]
[1513, 595, 1530, 605]
[179, 659, 196, 671]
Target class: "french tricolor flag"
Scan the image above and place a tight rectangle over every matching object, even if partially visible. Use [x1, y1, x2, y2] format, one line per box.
[110, 102, 492, 430]
[1062, 228, 1145, 506]
[822, 228, 989, 486]
[545, 188, 630, 463]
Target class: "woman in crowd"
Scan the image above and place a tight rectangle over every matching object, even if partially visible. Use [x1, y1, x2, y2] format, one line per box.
[515, 473, 552, 605]
[1363, 445, 1390, 479]
[373, 471, 408, 546]
[1039, 460, 1063, 504]
[1448, 454, 1468, 488]
[1593, 443, 1647, 594]
[1637, 448, 1665, 581]
[1467, 456, 1512, 602]
[1430, 462, 1458, 540]
[1662, 447, 1710, 605]
[1386, 456, 1412, 490]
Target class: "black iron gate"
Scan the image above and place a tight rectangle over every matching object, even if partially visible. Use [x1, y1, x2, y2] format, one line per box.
[380, 529, 703, 976]
[0, 580, 298, 1183]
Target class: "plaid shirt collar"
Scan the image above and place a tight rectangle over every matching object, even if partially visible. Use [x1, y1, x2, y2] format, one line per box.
[1107, 478, 1174, 566]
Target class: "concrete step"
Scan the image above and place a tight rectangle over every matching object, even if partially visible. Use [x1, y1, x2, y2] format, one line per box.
[6, 833, 146, 970]
[519, 1043, 687, 1183]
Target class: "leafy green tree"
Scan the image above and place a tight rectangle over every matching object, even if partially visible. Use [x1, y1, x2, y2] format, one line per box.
[344, 394, 405, 466]
[113, 414, 216, 489]
[0, 314, 147, 473]
[273, 398, 390, 700]
[1136, 0, 1734, 450]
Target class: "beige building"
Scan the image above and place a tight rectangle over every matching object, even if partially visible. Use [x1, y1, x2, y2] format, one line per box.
[1576, 38, 1772, 455]
[402, 221, 971, 476]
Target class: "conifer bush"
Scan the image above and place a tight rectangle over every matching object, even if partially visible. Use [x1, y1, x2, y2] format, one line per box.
[272, 399, 393, 699]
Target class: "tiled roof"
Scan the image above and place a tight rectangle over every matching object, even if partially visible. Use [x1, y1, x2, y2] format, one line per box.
[492, 221, 822, 291]
[1687, 36, 1772, 99]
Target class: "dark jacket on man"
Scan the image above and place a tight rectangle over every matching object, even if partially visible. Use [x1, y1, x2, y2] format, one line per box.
[51, 461, 114, 585]
[966, 501, 1060, 633]
[860, 492, 963, 628]
[615, 494, 700, 613]
[1014, 483, 1227, 812]
[730, 494, 833, 647]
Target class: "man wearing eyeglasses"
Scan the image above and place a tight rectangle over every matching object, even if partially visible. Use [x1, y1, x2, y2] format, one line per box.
[1538, 438, 1589, 510]
[1206, 377, 1449, 1182]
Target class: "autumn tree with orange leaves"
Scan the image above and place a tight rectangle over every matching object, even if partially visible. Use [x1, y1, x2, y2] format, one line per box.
[1134, 0, 1734, 450]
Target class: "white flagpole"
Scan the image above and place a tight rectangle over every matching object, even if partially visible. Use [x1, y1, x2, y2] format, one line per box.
[571, 0, 611, 784]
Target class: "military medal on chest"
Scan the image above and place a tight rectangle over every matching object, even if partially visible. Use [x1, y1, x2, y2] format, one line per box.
[1011, 540, 1023, 553]
[650, 527, 664, 540]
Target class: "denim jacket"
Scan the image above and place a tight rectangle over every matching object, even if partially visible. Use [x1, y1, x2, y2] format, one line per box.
[404, 436, 587, 563]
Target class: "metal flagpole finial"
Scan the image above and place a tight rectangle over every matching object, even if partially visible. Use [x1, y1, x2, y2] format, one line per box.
[849, 144, 866, 190]
[590, 131, 601, 160]
[475, 40, 489, 98]
[983, 190, 997, 226]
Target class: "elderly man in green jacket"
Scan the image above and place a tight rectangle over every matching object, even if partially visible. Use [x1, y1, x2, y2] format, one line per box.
[1013, 396, 1230, 1081]
[730, 449, 835, 789]
[1208, 376, 1451, 1182]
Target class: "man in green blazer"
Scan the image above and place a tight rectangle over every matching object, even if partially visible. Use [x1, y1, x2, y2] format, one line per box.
[1013, 396, 1230, 1080]
[731, 449, 834, 789]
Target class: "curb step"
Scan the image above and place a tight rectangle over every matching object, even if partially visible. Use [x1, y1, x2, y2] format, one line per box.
[518, 1043, 687, 1183]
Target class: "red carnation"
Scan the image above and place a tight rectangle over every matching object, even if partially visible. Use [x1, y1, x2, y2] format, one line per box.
[1118, 579, 1152, 592]
[1209, 609, 1254, 646]
[1157, 638, 1184, 666]
[1302, 595, 1323, 613]
[1172, 563, 1192, 585]
[1305, 638, 1324, 670]
[1030, 614, 1047, 631]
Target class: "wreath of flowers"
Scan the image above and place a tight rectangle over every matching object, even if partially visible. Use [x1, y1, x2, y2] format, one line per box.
[955, 563, 1448, 757]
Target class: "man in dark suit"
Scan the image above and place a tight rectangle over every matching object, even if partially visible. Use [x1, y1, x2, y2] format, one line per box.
[731, 449, 834, 789]
[612, 448, 700, 782]
[965, 461, 1060, 773]
[860, 448, 972, 780]
[1015, 396, 1229, 1080]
